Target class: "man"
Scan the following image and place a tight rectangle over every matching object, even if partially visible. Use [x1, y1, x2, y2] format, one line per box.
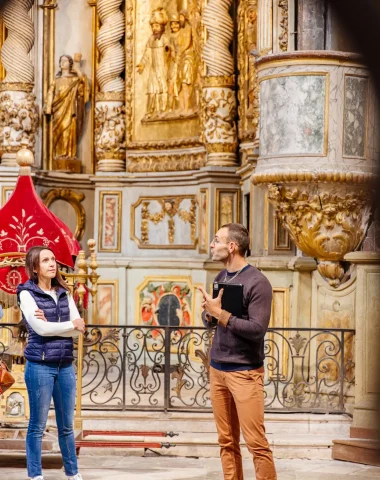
[198, 223, 277, 480]
[176, 10, 195, 112]
[167, 14, 181, 112]
[137, 8, 170, 118]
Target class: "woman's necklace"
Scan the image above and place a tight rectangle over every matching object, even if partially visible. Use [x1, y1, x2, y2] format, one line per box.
[223, 265, 247, 283]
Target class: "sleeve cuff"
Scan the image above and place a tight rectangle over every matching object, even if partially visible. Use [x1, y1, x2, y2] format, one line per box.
[218, 310, 231, 328]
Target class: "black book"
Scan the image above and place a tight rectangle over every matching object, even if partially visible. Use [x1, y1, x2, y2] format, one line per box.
[211, 282, 244, 325]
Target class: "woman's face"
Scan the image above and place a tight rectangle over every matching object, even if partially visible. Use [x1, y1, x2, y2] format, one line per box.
[37, 249, 57, 280]
[60, 56, 70, 71]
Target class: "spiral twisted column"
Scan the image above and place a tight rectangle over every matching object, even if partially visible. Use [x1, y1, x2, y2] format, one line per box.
[0, 0, 37, 166]
[95, 0, 125, 172]
[202, 0, 237, 166]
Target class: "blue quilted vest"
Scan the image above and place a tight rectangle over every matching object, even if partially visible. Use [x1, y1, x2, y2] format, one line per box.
[17, 280, 74, 363]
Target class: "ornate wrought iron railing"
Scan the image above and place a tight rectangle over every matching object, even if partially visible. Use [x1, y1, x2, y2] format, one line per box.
[0, 324, 355, 414]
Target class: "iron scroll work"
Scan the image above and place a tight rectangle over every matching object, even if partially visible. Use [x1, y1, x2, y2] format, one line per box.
[0, 325, 355, 414]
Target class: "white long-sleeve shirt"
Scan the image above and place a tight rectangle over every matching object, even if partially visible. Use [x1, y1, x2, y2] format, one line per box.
[19, 290, 80, 337]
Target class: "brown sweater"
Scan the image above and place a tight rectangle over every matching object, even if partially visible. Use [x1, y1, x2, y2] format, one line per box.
[202, 265, 272, 365]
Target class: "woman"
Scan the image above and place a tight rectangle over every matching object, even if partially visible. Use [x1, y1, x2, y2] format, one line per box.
[17, 246, 85, 480]
[45, 54, 90, 160]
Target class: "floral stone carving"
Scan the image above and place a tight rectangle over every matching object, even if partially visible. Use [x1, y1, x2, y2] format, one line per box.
[0, 91, 38, 153]
[268, 183, 373, 286]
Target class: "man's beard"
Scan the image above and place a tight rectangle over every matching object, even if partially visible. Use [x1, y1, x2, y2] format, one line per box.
[153, 31, 163, 40]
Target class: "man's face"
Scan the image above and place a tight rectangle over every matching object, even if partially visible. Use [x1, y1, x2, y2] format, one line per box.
[179, 15, 186, 28]
[152, 22, 163, 38]
[210, 227, 230, 262]
[60, 56, 70, 71]
[171, 21, 180, 33]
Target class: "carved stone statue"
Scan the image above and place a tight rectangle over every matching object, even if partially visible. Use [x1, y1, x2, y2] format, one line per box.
[137, 9, 171, 120]
[44, 54, 90, 172]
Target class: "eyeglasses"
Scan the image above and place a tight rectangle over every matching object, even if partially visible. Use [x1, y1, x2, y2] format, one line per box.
[211, 237, 238, 247]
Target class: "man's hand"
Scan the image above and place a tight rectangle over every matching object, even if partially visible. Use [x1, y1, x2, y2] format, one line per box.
[35, 309, 47, 322]
[197, 286, 224, 321]
[73, 318, 86, 334]
[137, 63, 144, 74]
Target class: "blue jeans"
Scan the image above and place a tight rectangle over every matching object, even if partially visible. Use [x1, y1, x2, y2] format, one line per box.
[25, 360, 78, 478]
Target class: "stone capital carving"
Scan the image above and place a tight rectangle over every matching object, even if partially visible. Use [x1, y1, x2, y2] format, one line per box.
[268, 183, 373, 287]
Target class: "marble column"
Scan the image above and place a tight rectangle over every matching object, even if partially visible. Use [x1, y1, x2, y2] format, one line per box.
[0, 0, 38, 166]
[202, 0, 237, 166]
[258, 0, 273, 54]
[345, 252, 380, 437]
[95, 0, 126, 172]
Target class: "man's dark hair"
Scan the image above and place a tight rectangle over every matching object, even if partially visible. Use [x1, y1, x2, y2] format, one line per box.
[221, 223, 250, 256]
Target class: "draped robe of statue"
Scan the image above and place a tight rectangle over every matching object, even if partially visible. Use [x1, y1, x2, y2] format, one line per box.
[47, 74, 90, 159]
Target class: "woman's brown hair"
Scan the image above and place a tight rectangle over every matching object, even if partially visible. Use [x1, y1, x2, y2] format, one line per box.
[25, 246, 69, 291]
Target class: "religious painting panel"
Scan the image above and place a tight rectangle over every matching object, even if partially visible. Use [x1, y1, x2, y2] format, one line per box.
[267, 288, 290, 380]
[127, 0, 202, 146]
[131, 195, 197, 249]
[198, 188, 209, 253]
[215, 189, 240, 230]
[98, 191, 122, 252]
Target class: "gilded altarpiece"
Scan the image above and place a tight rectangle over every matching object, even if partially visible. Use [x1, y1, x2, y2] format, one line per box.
[237, 0, 259, 142]
[126, 0, 204, 171]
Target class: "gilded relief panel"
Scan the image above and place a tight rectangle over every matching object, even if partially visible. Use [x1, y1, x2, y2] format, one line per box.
[129, 0, 202, 145]
[215, 189, 240, 230]
[131, 195, 197, 249]
[237, 0, 258, 139]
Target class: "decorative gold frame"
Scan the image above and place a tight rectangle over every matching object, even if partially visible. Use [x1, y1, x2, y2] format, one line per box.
[268, 287, 290, 380]
[41, 188, 86, 241]
[94, 280, 119, 352]
[342, 73, 370, 160]
[135, 275, 196, 353]
[198, 188, 209, 254]
[98, 191, 122, 253]
[0, 17, 7, 81]
[274, 216, 291, 251]
[258, 72, 330, 157]
[1, 186, 14, 207]
[215, 188, 241, 231]
[130, 195, 198, 250]
[40, 0, 57, 171]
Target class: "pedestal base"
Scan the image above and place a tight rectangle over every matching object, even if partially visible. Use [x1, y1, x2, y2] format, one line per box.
[206, 152, 237, 166]
[53, 157, 81, 173]
[97, 158, 125, 172]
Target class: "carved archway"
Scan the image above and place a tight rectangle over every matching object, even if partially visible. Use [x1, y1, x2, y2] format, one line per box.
[41, 188, 86, 241]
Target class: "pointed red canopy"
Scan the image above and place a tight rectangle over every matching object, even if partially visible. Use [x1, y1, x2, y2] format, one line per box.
[0, 149, 80, 297]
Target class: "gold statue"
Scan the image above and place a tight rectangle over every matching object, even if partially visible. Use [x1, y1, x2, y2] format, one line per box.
[137, 9, 171, 120]
[167, 14, 181, 112]
[176, 10, 196, 113]
[45, 54, 90, 170]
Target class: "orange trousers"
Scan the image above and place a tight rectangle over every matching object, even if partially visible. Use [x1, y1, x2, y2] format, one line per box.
[210, 366, 277, 480]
